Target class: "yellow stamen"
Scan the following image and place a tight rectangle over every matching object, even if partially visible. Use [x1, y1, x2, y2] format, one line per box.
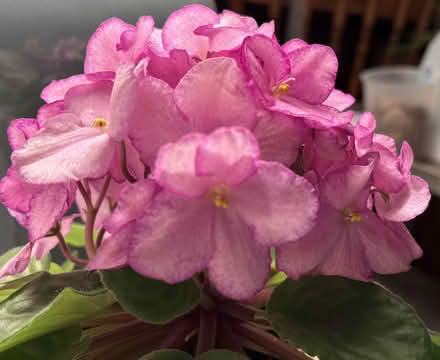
[209, 184, 229, 209]
[93, 117, 108, 130]
[272, 82, 290, 97]
[343, 208, 361, 223]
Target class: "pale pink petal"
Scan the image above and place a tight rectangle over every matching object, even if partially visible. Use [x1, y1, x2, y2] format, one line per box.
[373, 134, 397, 155]
[105, 179, 157, 233]
[277, 204, 347, 279]
[242, 35, 290, 92]
[148, 28, 167, 56]
[162, 4, 219, 59]
[88, 222, 134, 270]
[0, 167, 35, 213]
[321, 157, 376, 210]
[64, 81, 112, 127]
[129, 76, 190, 166]
[359, 214, 422, 275]
[0, 244, 32, 279]
[7, 118, 39, 150]
[253, 112, 311, 165]
[153, 133, 210, 196]
[372, 143, 406, 193]
[270, 98, 353, 129]
[13, 117, 115, 183]
[374, 175, 431, 222]
[147, 49, 194, 88]
[128, 193, 215, 283]
[108, 137, 144, 183]
[281, 38, 308, 54]
[354, 112, 376, 157]
[175, 57, 258, 133]
[108, 64, 137, 141]
[195, 127, 259, 185]
[232, 161, 319, 246]
[323, 89, 355, 111]
[208, 209, 271, 300]
[41, 74, 90, 103]
[218, 10, 258, 30]
[256, 21, 275, 38]
[195, 26, 250, 52]
[84, 17, 134, 73]
[37, 101, 64, 127]
[287, 44, 337, 105]
[399, 141, 414, 177]
[127, 16, 154, 63]
[26, 184, 70, 240]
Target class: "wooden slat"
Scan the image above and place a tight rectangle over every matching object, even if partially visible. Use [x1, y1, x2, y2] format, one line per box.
[348, 0, 378, 95]
[384, 0, 411, 64]
[268, 0, 282, 19]
[228, 0, 245, 14]
[330, 0, 348, 55]
[407, 0, 435, 63]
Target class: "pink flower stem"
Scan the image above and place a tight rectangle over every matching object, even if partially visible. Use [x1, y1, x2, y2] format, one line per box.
[231, 321, 313, 360]
[78, 175, 112, 259]
[54, 224, 88, 266]
[195, 308, 218, 356]
[120, 141, 136, 183]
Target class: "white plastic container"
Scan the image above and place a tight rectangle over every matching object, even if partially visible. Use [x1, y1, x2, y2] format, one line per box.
[361, 66, 439, 162]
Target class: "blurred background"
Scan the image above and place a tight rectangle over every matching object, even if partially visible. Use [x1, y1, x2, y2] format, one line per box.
[0, 0, 439, 329]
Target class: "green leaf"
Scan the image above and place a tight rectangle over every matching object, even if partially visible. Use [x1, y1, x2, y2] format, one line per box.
[139, 350, 192, 360]
[139, 350, 247, 360]
[431, 330, 440, 359]
[101, 267, 199, 324]
[0, 270, 115, 352]
[61, 260, 75, 273]
[48, 263, 64, 274]
[267, 277, 432, 360]
[0, 326, 83, 360]
[266, 271, 287, 288]
[64, 223, 85, 247]
[0, 273, 42, 304]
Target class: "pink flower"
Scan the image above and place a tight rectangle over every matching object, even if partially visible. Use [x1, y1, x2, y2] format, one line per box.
[277, 155, 423, 281]
[0, 118, 76, 241]
[0, 215, 77, 279]
[241, 35, 354, 128]
[12, 65, 142, 184]
[130, 56, 310, 168]
[90, 127, 318, 300]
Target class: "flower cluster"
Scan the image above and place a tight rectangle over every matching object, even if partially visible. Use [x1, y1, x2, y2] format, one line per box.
[0, 5, 430, 300]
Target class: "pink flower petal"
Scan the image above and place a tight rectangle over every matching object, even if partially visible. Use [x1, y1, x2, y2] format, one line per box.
[270, 98, 353, 129]
[287, 44, 337, 105]
[253, 112, 311, 165]
[195, 127, 259, 185]
[354, 112, 376, 157]
[372, 143, 406, 193]
[232, 161, 319, 246]
[64, 81, 112, 127]
[37, 101, 65, 127]
[128, 193, 216, 283]
[374, 175, 431, 222]
[321, 157, 376, 211]
[208, 209, 271, 300]
[27, 183, 70, 240]
[399, 141, 414, 177]
[153, 133, 210, 196]
[323, 89, 355, 111]
[162, 4, 219, 59]
[108, 64, 137, 141]
[7, 118, 39, 151]
[84, 17, 135, 73]
[88, 222, 134, 270]
[0, 244, 32, 279]
[13, 115, 115, 183]
[147, 49, 195, 88]
[175, 57, 258, 133]
[129, 76, 190, 167]
[148, 28, 167, 56]
[0, 167, 35, 213]
[41, 74, 90, 103]
[218, 10, 258, 30]
[105, 179, 157, 233]
[281, 38, 308, 54]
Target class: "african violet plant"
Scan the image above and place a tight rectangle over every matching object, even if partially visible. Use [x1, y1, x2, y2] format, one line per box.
[0, 4, 437, 360]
